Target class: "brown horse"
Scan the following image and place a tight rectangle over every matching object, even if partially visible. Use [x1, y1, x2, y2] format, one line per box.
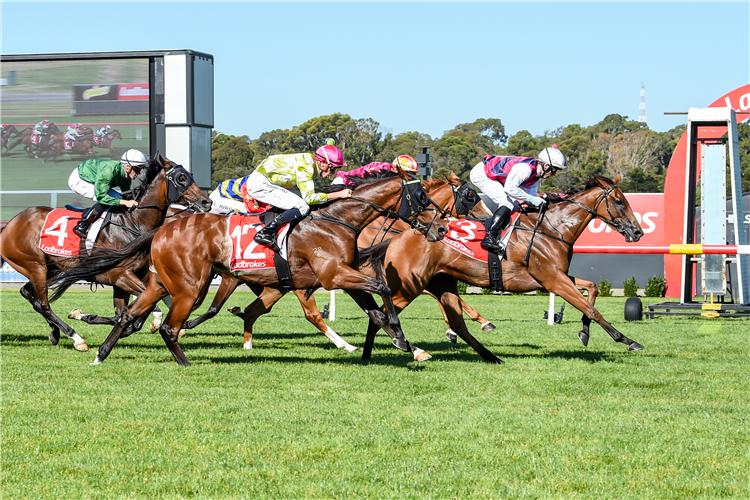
[179, 172, 496, 350]
[1, 124, 21, 153]
[44, 133, 96, 162]
[92, 130, 123, 156]
[48, 169, 449, 366]
[0, 154, 212, 351]
[353, 173, 645, 361]
[10, 124, 61, 157]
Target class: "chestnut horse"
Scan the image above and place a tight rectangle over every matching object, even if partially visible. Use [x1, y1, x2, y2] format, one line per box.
[48, 169, 448, 366]
[9, 123, 61, 157]
[93, 129, 123, 156]
[0, 154, 212, 351]
[44, 132, 96, 162]
[352, 174, 645, 362]
[180, 172, 496, 351]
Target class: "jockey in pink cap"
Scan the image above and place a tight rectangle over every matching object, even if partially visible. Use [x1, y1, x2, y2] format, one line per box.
[247, 142, 353, 247]
[331, 154, 419, 186]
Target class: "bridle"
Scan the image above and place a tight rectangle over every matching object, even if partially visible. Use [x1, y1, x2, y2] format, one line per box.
[312, 177, 442, 239]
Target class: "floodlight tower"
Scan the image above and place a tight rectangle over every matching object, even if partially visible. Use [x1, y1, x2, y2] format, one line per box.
[639, 82, 647, 124]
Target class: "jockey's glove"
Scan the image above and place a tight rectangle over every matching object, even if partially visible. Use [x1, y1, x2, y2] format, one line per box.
[528, 196, 545, 207]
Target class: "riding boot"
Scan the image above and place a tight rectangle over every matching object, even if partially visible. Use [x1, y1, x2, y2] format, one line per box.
[254, 208, 303, 247]
[480, 206, 511, 254]
[73, 203, 104, 239]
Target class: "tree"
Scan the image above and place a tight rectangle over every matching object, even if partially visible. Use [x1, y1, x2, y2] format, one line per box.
[430, 135, 477, 180]
[211, 133, 256, 188]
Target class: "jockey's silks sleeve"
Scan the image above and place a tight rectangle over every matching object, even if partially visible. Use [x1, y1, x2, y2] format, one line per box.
[254, 153, 329, 205]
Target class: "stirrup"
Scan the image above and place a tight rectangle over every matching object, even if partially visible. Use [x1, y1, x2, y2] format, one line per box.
[480, 237, 504, 254]
[73, 224, 89, 239]
[253, 231, 275, 247]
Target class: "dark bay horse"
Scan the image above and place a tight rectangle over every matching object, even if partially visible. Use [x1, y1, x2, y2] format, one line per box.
[180, 172, 496, 351]
[0, 154, 213, 351]
[10, 124, 61, 157]
[48, 169, 448, 366]
[351, 174, 645, 362]
[44, 133, 95, 162]
[93, 130, 123, 156]
[1, 125, 21, 153]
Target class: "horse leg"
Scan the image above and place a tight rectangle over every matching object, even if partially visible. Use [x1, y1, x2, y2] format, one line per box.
[545, 277, 643, 352]
[183, 274, 240, 330]
[292, 290, 358, 352]
[573, 276, 598, 347]
[68, 286, 132, 326]
[19, 279, 88, 351]
[241, 288, 286, 350]
[93, 279, 170, 364]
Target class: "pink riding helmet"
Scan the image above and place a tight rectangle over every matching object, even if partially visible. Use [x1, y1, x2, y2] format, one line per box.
[314, 144, 348, 168]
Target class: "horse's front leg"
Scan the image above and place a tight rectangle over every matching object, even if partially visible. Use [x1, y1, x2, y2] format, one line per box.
[546, 277, 643, 352]
[182, 274, 240, 330]
[572, 276, 598, 347]
[20, 280, 88, 351]
[68, 286, 132, 326]
[292, 289, 358, 352]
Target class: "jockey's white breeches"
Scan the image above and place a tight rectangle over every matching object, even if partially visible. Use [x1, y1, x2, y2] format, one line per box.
[68, 169, 122, 202]
[208, 189, 246, 214]
[243, 171, 310, 216]
[469, 162, 519, 212]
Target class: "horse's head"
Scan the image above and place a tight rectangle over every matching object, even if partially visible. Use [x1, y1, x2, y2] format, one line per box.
[350, 170, 448, 242]
[138, 153, 212, 213]
[444, 171, 492, 219]
[112, 130, 122, 140]
[589, 174, 644, 243]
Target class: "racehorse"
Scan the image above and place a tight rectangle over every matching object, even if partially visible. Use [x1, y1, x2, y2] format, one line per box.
[1, 125, 21, 153]
[186, 172, 496, 352]
[0, 154, 213, 351]
[44, 133, 96, 162]
[9, 124, 61, 157]
[92, 129, 123, 156]
[349, 173, 646, 362]
[48, 169, 449, 366]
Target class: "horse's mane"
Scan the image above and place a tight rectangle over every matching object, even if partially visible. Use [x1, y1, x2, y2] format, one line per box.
[421, 177, 448, 191]
[130, 158, 162, 202]
[543, 174, 616, 204]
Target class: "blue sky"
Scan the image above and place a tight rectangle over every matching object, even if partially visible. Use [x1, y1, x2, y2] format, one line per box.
[2, 2, 748, 141]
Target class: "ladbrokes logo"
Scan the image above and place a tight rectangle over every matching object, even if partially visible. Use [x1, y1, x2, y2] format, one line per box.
[41, 245, 73, 256]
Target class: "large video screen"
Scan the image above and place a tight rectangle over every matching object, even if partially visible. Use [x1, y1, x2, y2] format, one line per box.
[1, 58, 150, 220]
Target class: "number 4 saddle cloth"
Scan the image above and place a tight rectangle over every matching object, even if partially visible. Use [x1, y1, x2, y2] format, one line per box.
[228, 214, 290, 274]
[439, 214, 521, 262]
[39, 208, 111, 257]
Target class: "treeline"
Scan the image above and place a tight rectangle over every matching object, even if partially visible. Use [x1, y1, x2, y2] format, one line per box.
[211, 113, 750, 194]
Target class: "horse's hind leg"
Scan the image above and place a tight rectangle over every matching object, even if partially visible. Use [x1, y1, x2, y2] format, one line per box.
[240, 288, 287, 350]
[20, 279, 88, 351]
[547, 277, 643, 352]
[292, 289, 358, 352]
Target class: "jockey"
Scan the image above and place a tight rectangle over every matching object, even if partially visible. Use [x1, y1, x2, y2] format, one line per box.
[95, 125, 111, 138]
[249, 144, 353, 247]
[64, 123, 83, 146]
[331, 154, 419, 186]
[469, 146, 567, 254]
[68, 149, 147, 238]
[208, 175, 268, 215]
[33, 119, 50, 137]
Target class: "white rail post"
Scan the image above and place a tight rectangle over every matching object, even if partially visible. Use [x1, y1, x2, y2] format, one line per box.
[548, 293, 556, 325]
[329, 289, 336, 321]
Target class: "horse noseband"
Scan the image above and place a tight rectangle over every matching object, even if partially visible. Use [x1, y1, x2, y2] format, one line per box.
[165, 165, 195, 203]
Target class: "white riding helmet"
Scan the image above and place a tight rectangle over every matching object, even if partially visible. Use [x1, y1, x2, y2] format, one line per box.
[121, 149, 147, 168]
[538, 146, 567, 170]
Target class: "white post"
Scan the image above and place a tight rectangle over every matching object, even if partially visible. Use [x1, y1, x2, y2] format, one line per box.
[548, 293, 555, 326]
[329, 289, 336, 321]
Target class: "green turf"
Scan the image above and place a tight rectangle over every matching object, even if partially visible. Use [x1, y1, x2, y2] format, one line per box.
[1, 289, 747, 499]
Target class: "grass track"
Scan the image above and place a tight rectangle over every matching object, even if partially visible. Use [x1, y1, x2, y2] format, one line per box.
[1, 289, 747, 499]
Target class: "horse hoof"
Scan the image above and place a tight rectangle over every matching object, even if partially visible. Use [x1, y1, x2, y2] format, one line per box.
[243, 340, 253, 350]
[414, 349, 432, 362]
[150, 320, 161, 333]
[68, 309, 83, 320]
[578, 331, 589, 347]
[48, 330, 60, 346]
[446, 329, 458, 343]
[178, 329, 186, 339]
[90, 355, 102, 366]
[227, 306, 242, 316]
[628, 341, 644, 352]
[74, 341, 89, 352]
[481, 322, 497, 331]
[344, 345, 359, 353]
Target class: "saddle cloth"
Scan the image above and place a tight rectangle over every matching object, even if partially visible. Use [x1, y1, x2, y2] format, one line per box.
[39, 208, 110, 257]
[228, 214, 289, 274]
[439, 213, 521, 262]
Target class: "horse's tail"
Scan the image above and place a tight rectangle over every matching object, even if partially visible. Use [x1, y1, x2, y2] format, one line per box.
[357, 239, 392, 283]
[47, 228, 159, 302]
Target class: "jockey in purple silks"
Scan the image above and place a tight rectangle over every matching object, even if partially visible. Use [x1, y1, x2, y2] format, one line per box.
[470, 146, 567, 254]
